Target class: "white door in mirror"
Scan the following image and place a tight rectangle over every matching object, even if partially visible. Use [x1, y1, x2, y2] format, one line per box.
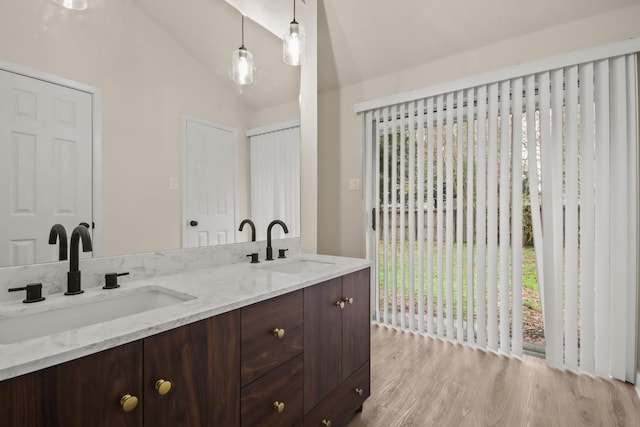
[184, 117, 237, 248]
[0, 69, 92, 267]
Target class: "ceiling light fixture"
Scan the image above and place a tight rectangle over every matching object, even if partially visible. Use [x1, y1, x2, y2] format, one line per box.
[232, 15, 254, 85]
[283, 0, 306, 66]
[51, 0, 88, 11]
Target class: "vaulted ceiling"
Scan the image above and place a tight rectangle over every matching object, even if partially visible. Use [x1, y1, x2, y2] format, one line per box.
[136, 0, 639, 110]
[318, 0, 639, 92]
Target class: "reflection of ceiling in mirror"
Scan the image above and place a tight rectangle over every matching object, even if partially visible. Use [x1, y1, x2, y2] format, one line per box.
[0, 0, 303, 264]
[135, 0, 300, 112]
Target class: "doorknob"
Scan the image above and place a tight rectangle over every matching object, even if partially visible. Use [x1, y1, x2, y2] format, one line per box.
[189, 220, 198, 227]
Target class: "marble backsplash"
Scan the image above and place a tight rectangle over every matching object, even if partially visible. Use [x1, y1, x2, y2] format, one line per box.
[0, 238, 301, 303]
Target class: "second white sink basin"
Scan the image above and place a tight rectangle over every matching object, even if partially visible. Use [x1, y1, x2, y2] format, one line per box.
[0, 286, 195, 345]
[259, 259, 335, 275]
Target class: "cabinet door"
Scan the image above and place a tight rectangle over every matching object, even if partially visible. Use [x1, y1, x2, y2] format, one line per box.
[0, 369, 48, 426]
[50, 341, 143, 427]
[304, 277, 342, 413]
[341, 268, 371, 381]
[143, 318, 207, 426]
[207, 310, 241, 426]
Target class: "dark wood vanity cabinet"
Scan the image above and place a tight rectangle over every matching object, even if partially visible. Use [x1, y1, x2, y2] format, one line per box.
[0, 340, 143, 427]
[240, 290, 305, 427]
[0, 311, 239, 427]
[144, 310, 240, 427]
[238, 268, 370, 427]
[0, 369, 46, 427]
[304, 268, 371, 426]
[0, 267, 370, 427]
[240, 290, 304, 385]
[241, 354, 304, 427]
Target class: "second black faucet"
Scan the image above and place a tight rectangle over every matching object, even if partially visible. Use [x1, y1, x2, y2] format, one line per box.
[66, 225, 93, 295]
[266, 220, 289, 261]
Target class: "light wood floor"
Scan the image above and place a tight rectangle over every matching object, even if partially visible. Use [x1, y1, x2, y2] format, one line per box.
[348, 324, 640, 427]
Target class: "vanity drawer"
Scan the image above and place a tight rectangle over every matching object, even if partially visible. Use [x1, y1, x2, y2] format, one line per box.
[303, 362, 370, 427]
[241, 290, 303, 385]
[241, 353, 303, 427]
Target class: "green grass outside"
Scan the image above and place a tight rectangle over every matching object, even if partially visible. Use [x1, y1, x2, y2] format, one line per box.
[377, 241, 540, 318]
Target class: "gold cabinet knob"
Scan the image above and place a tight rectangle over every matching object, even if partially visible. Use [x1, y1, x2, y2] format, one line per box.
[273, 328, 285, 339]
[273, 401, 285, 413]
[321, 420, 332, 427]
[335, 300, 345, 309]
[155, 379, 172, 395]
[120, 394, 139, 412]
[343, 297, 354, 305]
[355, 387, 364, 396]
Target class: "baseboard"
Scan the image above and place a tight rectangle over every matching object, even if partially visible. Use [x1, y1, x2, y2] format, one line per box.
[636, 372, 640, 400]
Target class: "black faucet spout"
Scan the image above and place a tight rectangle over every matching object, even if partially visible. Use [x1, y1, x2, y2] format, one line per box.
[239, 219, 256, 242]
[70, 226, 92, 272]
[48, 224, 68, 261]
[66, 225, 93, 295]
[266, 220, 289, 261]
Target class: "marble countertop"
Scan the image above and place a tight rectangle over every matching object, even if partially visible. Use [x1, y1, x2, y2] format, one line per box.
[0, 253, 370, 381]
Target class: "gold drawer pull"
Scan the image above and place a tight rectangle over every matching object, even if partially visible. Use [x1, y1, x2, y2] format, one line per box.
[273, 328, 285, 339]
[273, 401, 285, 413]
[355, 387, 363, 396]
[120, 394, 138, 412]
[322, 420, 332, 427]
[335, 300, 345, 309]
[155, 379, 172, 395]
[343, 297, 354, 305]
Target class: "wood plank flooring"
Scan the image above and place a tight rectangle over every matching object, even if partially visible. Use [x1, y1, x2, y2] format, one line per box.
[348, 324, 640, 427]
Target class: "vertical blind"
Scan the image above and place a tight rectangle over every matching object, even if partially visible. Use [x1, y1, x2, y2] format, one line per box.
[249, 126, 300, 241]
[530, 55, 638, 381]
[363, 51, 638, 378]
[369, 82, 525, 358]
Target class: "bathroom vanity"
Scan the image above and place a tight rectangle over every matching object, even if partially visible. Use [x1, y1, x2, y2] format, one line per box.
[0, 253, 370, 427]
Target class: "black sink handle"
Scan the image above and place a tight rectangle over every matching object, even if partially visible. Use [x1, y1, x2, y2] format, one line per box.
[103, 272, 130, 289]
[8, 283, 46, 303]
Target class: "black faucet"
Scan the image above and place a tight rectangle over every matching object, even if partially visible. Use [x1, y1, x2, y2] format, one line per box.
[238, 219, 256, 242]
[48, 224, 68, 261]
[66, 225, 93, 295]
[266, 220, 289, 261]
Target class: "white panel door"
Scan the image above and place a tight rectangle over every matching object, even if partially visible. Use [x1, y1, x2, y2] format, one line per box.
[184, 118, 236, 247]
[0, 70, 92, 267]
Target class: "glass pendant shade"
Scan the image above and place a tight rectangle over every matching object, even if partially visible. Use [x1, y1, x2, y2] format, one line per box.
[232, 46, 254, 85]
[231, 15, 254, 86]
[51, 0, 87, 10]
[283, 20, 306, 66]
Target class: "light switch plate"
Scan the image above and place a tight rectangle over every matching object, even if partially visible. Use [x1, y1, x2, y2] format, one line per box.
[348, 178, 360, 191]
[169, 177, 178, 190]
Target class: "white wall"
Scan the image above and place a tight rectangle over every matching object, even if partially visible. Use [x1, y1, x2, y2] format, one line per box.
[0, 0, 252, 256]
[637, 54, 640, 385]
[318, 4, 640, 258]
[249, 100, 300, 129]
[299, 0, 318, 253]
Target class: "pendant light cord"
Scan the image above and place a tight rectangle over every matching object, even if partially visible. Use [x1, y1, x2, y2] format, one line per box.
[292, 0, 297, 24]
[241, 15, 245, 49]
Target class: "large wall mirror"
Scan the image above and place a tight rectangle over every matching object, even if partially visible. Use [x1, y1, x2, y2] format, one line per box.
[0, 0, 301, 268]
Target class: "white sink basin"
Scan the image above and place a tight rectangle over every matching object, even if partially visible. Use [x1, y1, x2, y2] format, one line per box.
[0, 286, 195, 345]
[259, 259, 335, 275]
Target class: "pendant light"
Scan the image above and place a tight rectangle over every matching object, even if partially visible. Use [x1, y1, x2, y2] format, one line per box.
[232, 15, 254, 85]
[283, 0, 306, 66]
[51, 0, 88, 11]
